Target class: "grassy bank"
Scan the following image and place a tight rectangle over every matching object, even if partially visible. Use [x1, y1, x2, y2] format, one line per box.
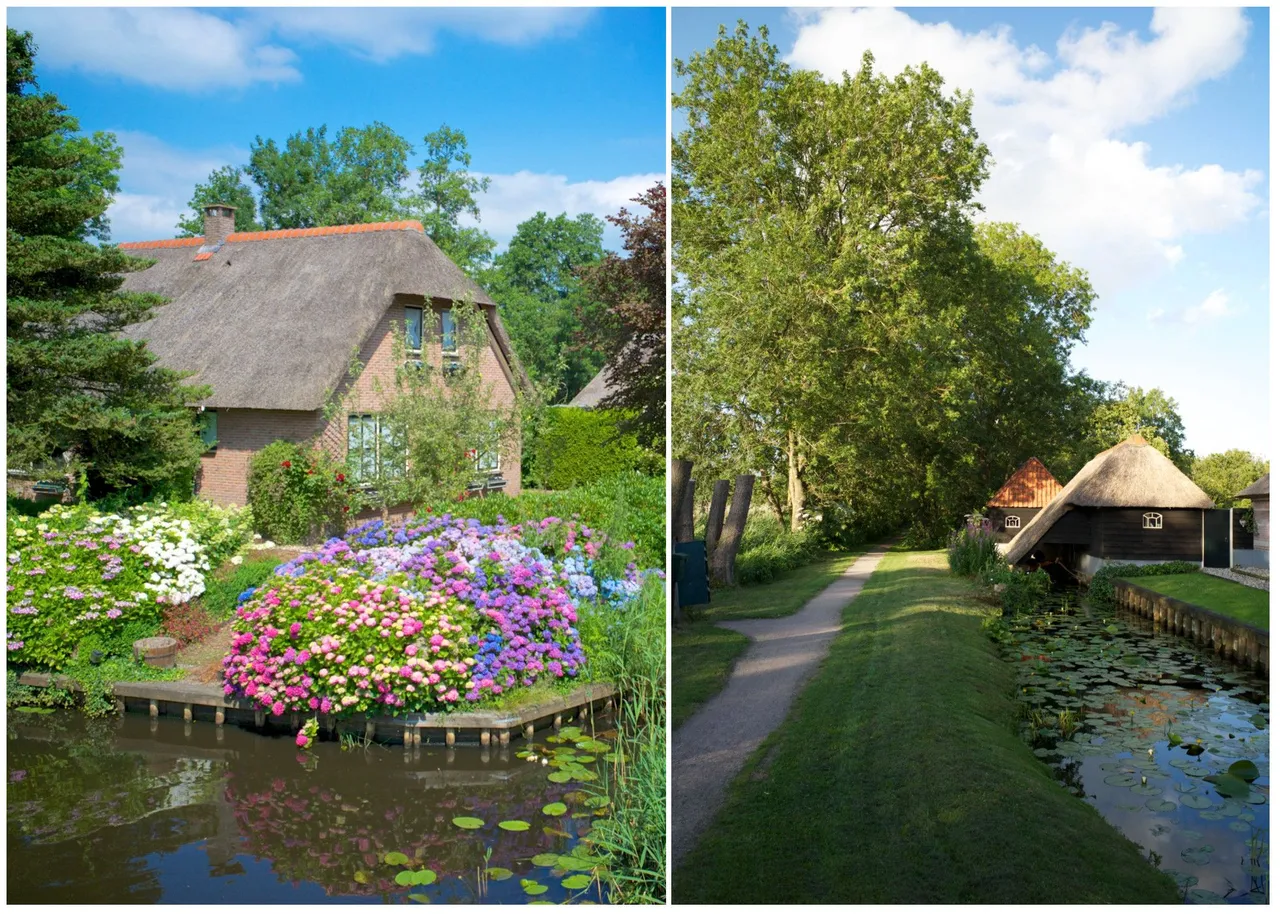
[674, 549, 1180, 904]
[1125, 572, 1269, 630]
[672, 551, 861, 729]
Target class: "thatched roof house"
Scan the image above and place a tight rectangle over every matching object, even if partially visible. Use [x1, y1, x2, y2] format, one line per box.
[568, 364, 616, 408]
[986, 457, 1062, 542]
[1237, 472, 1270, 555]
[1001, 435, 1214, 573]
[119, 205, 530, 506]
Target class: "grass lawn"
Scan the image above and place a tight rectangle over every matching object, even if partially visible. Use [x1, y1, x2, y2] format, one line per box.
[1127, 572, 1269, 630]
[674, 549, 1180, 904]
[671, 550, 862, 730]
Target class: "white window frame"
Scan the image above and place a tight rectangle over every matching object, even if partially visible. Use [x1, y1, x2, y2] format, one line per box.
[1143, 512, 1163, 530]
[404, 306, 424, 358]
[440, 308, 458, 356]
[1004, 515, 1021, 529]
[347, 415, 406, 485]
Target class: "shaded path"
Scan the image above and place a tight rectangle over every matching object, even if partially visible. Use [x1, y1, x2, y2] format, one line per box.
[671, 542, 895, 864]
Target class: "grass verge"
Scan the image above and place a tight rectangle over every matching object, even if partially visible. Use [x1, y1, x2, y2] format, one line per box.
[674, 549, 1181, 904]
[671, 623, 750, 730]
[1125, 572, 1269, 630]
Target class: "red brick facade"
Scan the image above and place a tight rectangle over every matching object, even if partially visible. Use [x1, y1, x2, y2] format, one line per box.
[196, 300, 522, 506]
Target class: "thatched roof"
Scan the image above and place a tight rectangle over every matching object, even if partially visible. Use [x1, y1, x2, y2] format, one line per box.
[987, 457, 1062, 508]
[1238, 472, 1269, 499]
[568, 364, 616, 408]
[118, 221, 529, 410]
[1001, 435, 1214, 564]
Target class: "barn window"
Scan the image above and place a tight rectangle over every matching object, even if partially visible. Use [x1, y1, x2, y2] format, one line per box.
[1143, 512, 1163, 530]
[1005, 515, 1020, 529]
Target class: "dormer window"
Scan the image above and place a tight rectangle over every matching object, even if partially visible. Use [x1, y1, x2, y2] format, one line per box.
[1143, 512, 1163, 530]
[1004, 515, 1020, 529]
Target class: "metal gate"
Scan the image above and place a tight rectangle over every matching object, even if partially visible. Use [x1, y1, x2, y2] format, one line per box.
[1203, 509, 1231, 569]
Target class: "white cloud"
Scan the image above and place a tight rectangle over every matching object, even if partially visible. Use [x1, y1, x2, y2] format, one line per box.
[9, 8, 301, 91]
[10, 7, 593, 91]
[785, 8, 1263, 298]
[1181, 288, 1232, 324]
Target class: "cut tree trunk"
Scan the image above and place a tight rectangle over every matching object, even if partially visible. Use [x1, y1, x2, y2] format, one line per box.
[677, 477, 696, 543]
[670, 459, 692, 540]
[711, 474, 754, 587]
[705, 479, 730, 558]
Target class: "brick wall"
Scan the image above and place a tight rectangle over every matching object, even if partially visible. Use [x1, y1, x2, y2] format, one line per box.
[200, 301, 523, 506]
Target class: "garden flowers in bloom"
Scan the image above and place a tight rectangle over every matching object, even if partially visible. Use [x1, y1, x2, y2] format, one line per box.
[223, 514, 656, 716]
[6, 501, 251, 669]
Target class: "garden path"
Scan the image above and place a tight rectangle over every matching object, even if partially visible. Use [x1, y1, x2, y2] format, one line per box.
[671, 542, 895, 865]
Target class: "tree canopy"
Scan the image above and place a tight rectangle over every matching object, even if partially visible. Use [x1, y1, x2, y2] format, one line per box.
[1192, 450, 1269, 509]
[7, 28, 207, 499]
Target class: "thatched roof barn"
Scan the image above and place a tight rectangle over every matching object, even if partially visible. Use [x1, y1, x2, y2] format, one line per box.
[1238, 472, 1269, 500]
[116, 205, 530, 505]
[986, 457, 1063, 542]
[1237, 472, 1270, 556]
[1001, 435, 1214, 571]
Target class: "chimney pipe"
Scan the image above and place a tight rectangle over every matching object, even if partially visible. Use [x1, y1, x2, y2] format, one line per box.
[202, 203, 237, 245]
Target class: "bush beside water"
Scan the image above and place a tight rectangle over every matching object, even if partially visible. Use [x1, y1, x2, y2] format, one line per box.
[1086, 561, 1202, 610]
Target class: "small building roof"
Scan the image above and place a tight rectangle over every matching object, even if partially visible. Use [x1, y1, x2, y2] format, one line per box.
[1238, 472, 1269, 499]
[568, 364, 616, 408]
[1001, 435, 1214, 564]
[986, 457, 1062, 508]
[118, 220, 530, 410]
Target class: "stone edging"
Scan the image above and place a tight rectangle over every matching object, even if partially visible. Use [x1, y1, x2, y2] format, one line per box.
[1113, 579, 1268, 675]
[14, 672, 617, 747]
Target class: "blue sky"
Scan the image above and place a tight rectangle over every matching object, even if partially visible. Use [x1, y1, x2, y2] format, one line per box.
[675, 7, 1270, 459]
[10, 7, 666, 251]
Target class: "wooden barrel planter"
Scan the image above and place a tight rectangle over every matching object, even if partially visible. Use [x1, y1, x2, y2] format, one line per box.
[132, 637, 179, 669]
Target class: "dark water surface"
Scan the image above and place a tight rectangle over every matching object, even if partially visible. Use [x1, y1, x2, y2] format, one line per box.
[7, 712, 618, 903]
[1006, 596, 1269, 904]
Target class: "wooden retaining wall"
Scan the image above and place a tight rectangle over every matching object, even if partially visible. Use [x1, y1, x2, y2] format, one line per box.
[14, 673, 617, 747]
[1113, 580, 1269, 675]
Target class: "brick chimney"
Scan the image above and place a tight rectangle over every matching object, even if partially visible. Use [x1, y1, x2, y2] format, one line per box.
[202, 203, 237, 245]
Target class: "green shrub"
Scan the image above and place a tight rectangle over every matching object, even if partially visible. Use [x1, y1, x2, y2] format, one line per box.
[198, 556, 287, 622]
[457, 471, 664, 569]
[946, 517, 1000, 576]
[6, 494, 50, 518]
[979, 565, 1052, 616]
[732, 513, 823, 586]
[529, 407, 659, 490]
[246, 441, 355, 544]
[1087, 561, 1201, 610]
[167, 499, 254, 568]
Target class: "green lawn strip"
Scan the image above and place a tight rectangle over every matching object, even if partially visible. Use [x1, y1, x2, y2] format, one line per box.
[1124, 572, 1269, 631]
[671, 622, 751, 730]
[701, 549, 863, 622]
[196, 555, 290, 622]
[675, 549, 1180, 904]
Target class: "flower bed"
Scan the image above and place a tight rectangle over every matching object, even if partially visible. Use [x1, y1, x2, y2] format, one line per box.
[6, 501, 252, 669]
[222, 515, 657, 717]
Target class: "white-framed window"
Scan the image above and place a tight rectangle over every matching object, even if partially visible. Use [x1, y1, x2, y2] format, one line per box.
[404, 306, 423, 357]
[1143, 512, 1163, 530]
[440, 308, 458, 355]
[1004, 515, 1021, 529]
[198, 410, 218, 452]
[347, 415, 406, 485]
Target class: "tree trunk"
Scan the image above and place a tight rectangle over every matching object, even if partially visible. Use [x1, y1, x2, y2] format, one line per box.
[670, 459, 693, 543]
[711, 474, 754, 587]
[705, 479, 730, 558]
[787, 429, 806, 533]
[760, 473, 787, 527]
[676, 477, 696, 543]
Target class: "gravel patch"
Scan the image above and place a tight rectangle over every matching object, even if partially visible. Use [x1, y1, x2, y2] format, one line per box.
[1202, 566, 1270, 592]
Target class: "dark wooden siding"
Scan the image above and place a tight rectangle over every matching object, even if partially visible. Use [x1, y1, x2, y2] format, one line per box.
[1087, 508, 1202, 562]
[1039, 509, 1092, 545]
[989, 507, 1041, 543]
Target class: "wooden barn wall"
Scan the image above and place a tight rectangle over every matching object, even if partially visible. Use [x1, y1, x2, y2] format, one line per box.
[1039, 509, 1092, 545]
[988, 507, 1042, 543]
[1088, 508, 1202, 562]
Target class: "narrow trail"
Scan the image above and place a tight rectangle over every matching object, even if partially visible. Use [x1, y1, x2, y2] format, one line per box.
[671, 543, 895, 865]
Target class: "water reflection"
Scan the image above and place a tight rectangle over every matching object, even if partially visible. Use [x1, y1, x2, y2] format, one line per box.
[8, 713, 614, 904]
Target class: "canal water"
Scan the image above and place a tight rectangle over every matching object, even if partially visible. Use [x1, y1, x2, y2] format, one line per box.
[1005, 594, 1269, 904]
[7, 712, 620, 903]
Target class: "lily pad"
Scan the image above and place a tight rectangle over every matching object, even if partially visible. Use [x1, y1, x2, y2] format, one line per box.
[531, 853, 561, 867]
[498, 820, 531, 832]
[1179, 794, 1213, 809]
[452, 816, 485, 829]
[354, 870, 370, 885]
[548, 771, 572, 783]
[562, 874, 593, 890]
[1228, 760, 1260, 782]
[486, 867, 514, 881]
[542, 802, 568, 816]
[1180, 845, 1214, 866]
[407, 894, 431, 904]
[1204, 774, 1251, 799]
[1146, 798, 1177, 813]
[1161, 869, 1198, 889]
[521, 881, 548, 897]
[384, 851, 409, 866]
[1103, 774, 1139, 787]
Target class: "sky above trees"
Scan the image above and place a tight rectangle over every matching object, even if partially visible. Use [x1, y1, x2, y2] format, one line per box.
[674, 7, 1269, 457]
[8, 7, 665, 253]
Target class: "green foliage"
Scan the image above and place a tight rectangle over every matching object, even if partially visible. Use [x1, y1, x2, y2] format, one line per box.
[175, 165, 262, 236]
[458, 472, 664, 570]
[198, 556, 286, 622]
[733, 512, 822, 586]
[529, 407, 658, 490]
[413, 125, 496, 275]
[978, 564, 1052, 617]
[1192, 450, 1269, 508]
[946, 518, 1001, 577]
[6, 494, 49, 518]
[6, 28, 209, 500]
[1082, 384, 1192, 474]
[1087, 561, 1202, 611]
[484, 211, 609, 401]
[246, 441, 355, 544]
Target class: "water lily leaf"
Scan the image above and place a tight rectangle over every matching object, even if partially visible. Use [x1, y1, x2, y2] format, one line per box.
[407, 894, 431, 904]
[547, 771, 572, 783]
[522, 882, 548, 896]
[485, 867, 513, 881]
[452, 816, 485, 829]
[1204, 774, 1251, 799]
[354, 870, 369, 884]
[531, 853, 560, 867]
[1103, 774, 1139, 787]
[413, 870, 437, 886]
[1249, 713, 1266, 729]
[498, 820, 530, 832]
[395, 870, 417, 887]
[1180, 844, 1214, 866]
[558, 855, 597, 871]
[561, 874, 592, 890]
[1146, 798, 1177, 813]
[1228, 760, 1260, 782]
[1179, 794, 1213, 809]
[542, 802, 567, 816]
[1161, 869, 1198, 889]
[384, 851, 409, 866]
[1229, 820, 1252, 832]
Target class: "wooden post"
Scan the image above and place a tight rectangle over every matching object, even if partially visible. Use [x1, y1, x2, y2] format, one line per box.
[524, 723, 534, 740]
[670, 459, 693, 541]
[149, 700, 159, 719]
[710, 475, 755, 587]
[215, 708, 226, 727]
[705, 480, 730, 558]
[365, 720, 376, 743]
[183, 703, 193, 722]
[254, 710, 266, 728]
[553, 713, 563, 730]
[499, 729, 510, 746]
[445, 728, 456, 747]
[677, 477, 696, 543]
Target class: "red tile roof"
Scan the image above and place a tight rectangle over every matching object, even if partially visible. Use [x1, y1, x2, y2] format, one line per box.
[119, 220, 426, 250]
[987, 457, 1063, 508]
[193, 252, 212, 262]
